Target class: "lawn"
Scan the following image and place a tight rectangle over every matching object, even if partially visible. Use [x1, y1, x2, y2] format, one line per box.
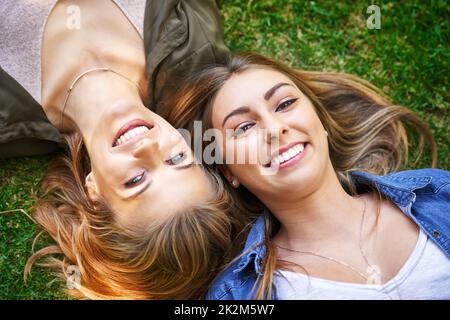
[1, 0, 448, 299]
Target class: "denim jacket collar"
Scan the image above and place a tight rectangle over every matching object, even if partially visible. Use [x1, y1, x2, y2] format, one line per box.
[350, 171, 432, 208]
[232, 170, 436, 275]
[232, 216, 266, 275]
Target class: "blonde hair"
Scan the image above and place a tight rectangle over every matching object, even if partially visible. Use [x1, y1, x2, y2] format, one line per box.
[25, 131, 249, 299]
[167, 52, 437, 299]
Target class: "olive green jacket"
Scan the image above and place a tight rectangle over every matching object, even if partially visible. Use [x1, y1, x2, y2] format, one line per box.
[0, 0, 229, 158]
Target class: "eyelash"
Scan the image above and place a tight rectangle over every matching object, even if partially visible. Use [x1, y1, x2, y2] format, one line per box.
[275, 98, 298, 112]
[232, 98, 298, 137]
[124, 151, 187, 188]
[232, 123, 254, 137]
[125, 171, 145, 188]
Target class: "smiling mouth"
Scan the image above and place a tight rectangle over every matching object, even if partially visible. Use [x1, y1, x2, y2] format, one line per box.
[112, 119, 154, 148]
[263, 142, 307, 168]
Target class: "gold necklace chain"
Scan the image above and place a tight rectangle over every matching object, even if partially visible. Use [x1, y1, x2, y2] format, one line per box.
[275, 198, 382, 283]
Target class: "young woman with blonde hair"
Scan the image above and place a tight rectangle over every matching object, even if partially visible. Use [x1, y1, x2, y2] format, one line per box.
[1, 0, 250, 299]
[169, 52, 450, 299]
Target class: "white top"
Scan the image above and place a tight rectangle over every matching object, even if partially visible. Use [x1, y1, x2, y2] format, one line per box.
[0, 0, 145, 104]
[274, 229, 450, 299]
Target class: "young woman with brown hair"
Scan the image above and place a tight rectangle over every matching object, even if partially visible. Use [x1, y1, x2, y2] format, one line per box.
[169, 52, 450, 299]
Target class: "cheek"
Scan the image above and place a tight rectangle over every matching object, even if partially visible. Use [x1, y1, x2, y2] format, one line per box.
[224, 133, 261, 166]
[88, 138, 115, 171]
[96, 156, 130, 190]
[288, 104, 324, 135]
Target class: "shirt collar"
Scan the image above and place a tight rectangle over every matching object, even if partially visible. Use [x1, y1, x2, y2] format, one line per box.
[232, 170, 434, 275]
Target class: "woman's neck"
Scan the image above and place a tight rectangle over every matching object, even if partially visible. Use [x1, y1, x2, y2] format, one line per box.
[267, 165, 366, 249]
[41, 0, 147, 133]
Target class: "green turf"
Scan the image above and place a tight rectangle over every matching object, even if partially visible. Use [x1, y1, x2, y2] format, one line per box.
[1, 0, 448, 299]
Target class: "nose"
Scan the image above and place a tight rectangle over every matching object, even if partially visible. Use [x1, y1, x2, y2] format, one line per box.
[132, 137, 162, 163]
[263, 115, 289, 145]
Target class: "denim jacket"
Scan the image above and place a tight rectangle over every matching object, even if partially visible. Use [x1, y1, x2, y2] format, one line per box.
[207, 168, 450, 300]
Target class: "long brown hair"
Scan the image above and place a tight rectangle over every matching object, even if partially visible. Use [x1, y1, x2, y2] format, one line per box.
[25, 131, 250, 299]
[167, 52, 437, 299]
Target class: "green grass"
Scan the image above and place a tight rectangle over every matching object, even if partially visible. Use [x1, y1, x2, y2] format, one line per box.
[1, 0, 448, 299]
[0, 155, 67, 299]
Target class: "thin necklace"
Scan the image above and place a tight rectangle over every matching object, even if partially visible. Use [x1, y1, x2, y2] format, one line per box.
[60, 67, 144, 129]
[275, 198, 382, 283]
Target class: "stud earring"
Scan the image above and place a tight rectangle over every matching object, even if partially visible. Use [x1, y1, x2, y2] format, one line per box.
[325, 130, 328, 137]
[231, 179, 239, 188]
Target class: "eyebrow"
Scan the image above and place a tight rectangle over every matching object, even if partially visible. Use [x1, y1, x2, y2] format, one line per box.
[221, 82, 294, 127]
[221, 106, 251, 127]
[264, 82, 292, 100]
[123, 161, 195, 200]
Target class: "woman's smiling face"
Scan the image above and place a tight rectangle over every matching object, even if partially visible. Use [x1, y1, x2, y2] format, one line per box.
[84, 101, 213, 229]
[210, 68, 331, 200]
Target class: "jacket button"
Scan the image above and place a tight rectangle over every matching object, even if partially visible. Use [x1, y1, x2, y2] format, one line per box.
[432, 230, 441, 238]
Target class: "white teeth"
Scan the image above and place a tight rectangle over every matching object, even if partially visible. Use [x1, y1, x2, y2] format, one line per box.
[114, 126, 149, 146]
[288, 149, 296, 158]
[269, 143, 305, 167]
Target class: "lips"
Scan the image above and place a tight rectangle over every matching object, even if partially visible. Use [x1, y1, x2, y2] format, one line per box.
[112, 119, 154, 147]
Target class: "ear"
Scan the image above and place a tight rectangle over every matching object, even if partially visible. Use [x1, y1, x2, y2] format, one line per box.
[85, 171, 101, 202]
[217, 164, 239, 188]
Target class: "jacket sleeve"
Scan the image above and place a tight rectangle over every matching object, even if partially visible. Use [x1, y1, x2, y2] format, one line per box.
[0, 66, 64, 158]
[143, 0, 230, 119]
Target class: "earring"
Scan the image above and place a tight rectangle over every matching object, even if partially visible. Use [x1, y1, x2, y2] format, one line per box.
[231, 179, 239, 188]
[325, 130, 328, 137]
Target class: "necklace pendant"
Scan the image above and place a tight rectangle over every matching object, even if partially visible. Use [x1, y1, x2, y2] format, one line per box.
[366, 264, 382, 285]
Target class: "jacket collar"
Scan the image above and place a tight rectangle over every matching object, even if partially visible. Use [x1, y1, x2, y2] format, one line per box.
[233, 170, 434, 274]
[232, 216, 266, 274]
[350, 171, 432, 208]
